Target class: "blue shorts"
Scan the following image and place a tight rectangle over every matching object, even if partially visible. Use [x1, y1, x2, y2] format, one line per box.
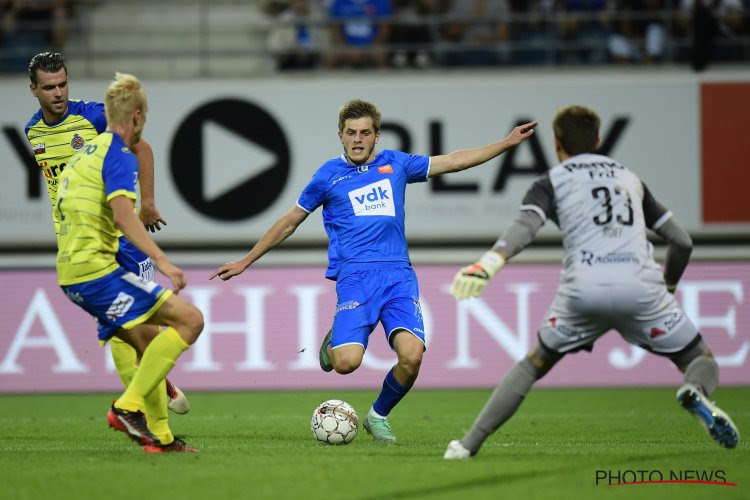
[332, 263, 425, 351]
[61, 267, 172, 342]
[116, 236, 154, 281]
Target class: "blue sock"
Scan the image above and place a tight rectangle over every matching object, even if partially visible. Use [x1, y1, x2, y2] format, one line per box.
[372, 368, 410, 417]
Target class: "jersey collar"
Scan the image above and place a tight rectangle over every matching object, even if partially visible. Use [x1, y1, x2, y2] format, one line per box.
[340, 151, 382, 167]
[40, 99, 72, 127]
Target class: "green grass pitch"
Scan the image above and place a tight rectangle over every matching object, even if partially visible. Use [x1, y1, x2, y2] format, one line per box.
[1, 387, 747, 500]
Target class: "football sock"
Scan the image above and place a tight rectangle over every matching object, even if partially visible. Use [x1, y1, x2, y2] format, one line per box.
[110, 336, 167, 436]
[116, 327, 189, 412]
[110, 337, 160, 433]
[372, 368, 410, 417]
[683, 355, 719, 397]
[109, 336, 137, 387]
[144, 378, 173, 444]
[462, 356, 539, 454]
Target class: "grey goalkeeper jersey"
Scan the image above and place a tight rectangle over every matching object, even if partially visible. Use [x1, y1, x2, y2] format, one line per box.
[522, 153, 673, 284]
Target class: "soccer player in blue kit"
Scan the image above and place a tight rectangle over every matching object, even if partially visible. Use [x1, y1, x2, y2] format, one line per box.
[212, 100, 536, 443]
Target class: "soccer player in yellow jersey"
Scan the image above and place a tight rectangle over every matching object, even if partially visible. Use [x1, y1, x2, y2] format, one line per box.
[56, 72, 204, 452]
[25, 52, 191, 416]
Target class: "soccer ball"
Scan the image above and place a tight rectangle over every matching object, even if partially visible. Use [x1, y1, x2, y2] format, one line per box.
[310, 399, 358, 445]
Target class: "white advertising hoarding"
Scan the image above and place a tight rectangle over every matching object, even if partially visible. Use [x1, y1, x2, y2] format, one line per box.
[1, 70, 746, 248]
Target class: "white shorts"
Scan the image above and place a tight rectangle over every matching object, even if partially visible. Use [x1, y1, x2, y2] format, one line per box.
[538, 280, 698, 355]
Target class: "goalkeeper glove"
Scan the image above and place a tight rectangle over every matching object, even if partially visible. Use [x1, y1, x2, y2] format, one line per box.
[450, 251, 506, 299]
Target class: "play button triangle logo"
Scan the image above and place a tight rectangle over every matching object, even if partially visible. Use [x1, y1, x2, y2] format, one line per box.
[170, 99, 290, 221]
[202, 120, 278, 203]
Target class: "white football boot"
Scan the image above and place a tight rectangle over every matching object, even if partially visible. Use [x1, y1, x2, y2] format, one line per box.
[166, 379, 191, 415]
[677, 383, 739, 448]
[443, 440, 472, 460]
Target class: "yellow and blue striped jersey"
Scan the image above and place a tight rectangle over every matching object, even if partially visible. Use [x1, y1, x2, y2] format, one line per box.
[56, 131, 139, 286]
[25, 100, 107, 235]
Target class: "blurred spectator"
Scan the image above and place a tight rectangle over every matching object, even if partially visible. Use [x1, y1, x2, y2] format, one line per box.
[436, 0, 512, 67]
[260, 0, 292, 16]
[328, 0, 394, 68]
[388, 0, 436, 68]
[264, 0, 331, 70]
[677, 0, 745, 70]
[510, 0, 559, 65]
[608, 0, 667, 64]
[1, 0, 68, 72]
[558, 0, 617, 64]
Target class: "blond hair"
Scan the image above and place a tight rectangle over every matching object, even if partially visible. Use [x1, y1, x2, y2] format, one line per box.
[104, 72, 147, 126]
[338, 99, 381, 132]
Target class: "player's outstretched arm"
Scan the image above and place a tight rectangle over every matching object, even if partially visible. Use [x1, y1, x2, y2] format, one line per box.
[428, 121, 537, 177]
[450, 210, 545, 299]
[210, 205, 309, 282]
[132, 138, 167, 232]
[110, 195, 186, 292]
[450, 250, 507, 299]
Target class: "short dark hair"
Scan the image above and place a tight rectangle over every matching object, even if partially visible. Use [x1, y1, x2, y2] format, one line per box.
[338, 99, 381, 132]
[552, 105, 600, 156]
[28, 52, 67, 84]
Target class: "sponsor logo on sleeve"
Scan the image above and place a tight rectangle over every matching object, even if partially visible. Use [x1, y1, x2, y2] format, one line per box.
[348, 179, 394, 217]
[33, 143, 46, 155]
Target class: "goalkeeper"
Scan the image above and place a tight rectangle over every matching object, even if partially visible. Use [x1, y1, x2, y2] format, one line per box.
[444, 105, 739, 460]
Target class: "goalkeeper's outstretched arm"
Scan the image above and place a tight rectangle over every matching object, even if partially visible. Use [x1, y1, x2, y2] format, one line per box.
[450, 210, 545, 299]
[491, 210, 545, 261]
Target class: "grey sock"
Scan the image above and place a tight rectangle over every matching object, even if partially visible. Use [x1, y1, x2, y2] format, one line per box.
[684, 355, 719, 397]
[462, 357, 539, 453]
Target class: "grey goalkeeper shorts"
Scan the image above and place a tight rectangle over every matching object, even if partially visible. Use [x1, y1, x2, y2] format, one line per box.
[538, 280, 698, 355]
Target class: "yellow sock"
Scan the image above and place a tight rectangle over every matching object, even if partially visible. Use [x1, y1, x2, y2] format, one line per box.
[116, 327, 189, 412]
[109, 337, 137, 387]
[111, 337, 166, 432]
[144, 378, 174, 444]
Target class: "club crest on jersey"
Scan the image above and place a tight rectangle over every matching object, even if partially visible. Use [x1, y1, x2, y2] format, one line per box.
[378, 164, 393, 174]
[70, 133, 85, 150]
[356, 165, 369, 174]
[348, 179, 394, 217]
[33, 143, 46, 155]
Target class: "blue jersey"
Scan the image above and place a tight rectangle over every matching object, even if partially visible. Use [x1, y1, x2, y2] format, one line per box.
[329, 0, 393, 47]
[297, 150, 430, 280]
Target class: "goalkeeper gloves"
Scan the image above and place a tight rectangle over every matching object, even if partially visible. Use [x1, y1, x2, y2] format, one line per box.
[450, 251, 506, 299]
